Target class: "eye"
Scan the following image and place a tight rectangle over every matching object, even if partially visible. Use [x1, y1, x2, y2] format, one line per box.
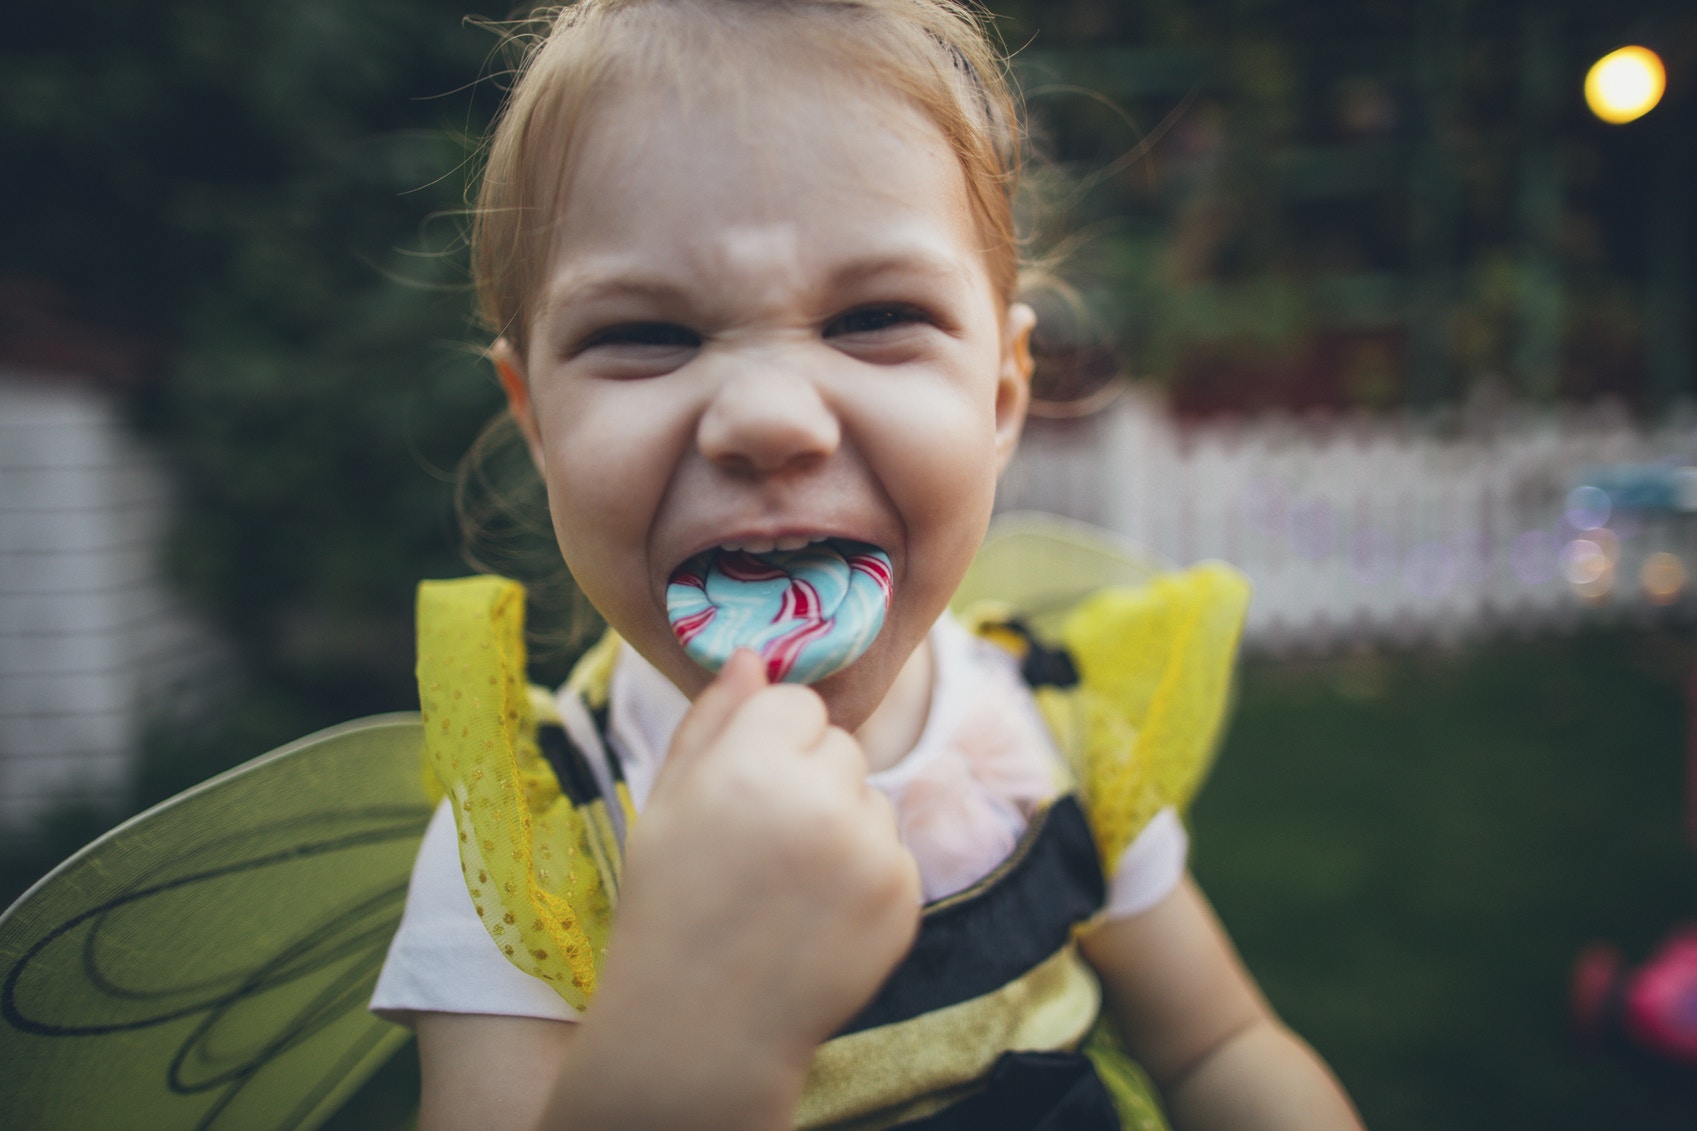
[578, 322, 701, 352]
[825, 304, 931, 337]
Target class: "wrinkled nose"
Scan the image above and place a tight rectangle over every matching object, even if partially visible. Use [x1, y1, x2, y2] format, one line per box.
[696, 364, 840, 475]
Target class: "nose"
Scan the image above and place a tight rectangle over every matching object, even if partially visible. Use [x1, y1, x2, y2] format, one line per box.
[696, 359, 841, 475]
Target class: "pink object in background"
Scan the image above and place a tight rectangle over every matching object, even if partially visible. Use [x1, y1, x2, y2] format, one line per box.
[1571, 928, 1697, 1064]
[1621, 927, 1697, 1062]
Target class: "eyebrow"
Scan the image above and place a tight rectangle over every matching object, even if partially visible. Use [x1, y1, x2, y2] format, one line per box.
[539, 246, 973, 324]
[540, 270, 687, 317]
[829, 249, 971, 288]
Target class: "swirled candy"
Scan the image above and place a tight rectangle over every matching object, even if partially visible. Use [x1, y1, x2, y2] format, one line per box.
[667, 540, 893, 684]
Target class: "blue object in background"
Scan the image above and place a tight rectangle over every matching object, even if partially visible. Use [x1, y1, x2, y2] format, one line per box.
[1575, 465, 1697, 515]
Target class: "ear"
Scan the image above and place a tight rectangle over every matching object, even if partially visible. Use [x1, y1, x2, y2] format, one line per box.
[492, 338, 546, 473]
[994, 302, 1036, 473]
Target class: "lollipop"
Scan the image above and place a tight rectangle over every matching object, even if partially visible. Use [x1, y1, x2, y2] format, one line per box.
[667, 539, 893, 684]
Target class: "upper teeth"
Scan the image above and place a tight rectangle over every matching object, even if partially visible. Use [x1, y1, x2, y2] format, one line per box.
[721, 535, 828, 554]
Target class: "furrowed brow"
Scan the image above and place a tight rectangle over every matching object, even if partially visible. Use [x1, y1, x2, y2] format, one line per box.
[829, 250, 968, 291]
[540, 268, 688, 319]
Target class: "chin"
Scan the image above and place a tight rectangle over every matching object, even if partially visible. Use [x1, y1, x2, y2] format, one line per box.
[810, 620, 924, 729]
[809, 667, 886, 732]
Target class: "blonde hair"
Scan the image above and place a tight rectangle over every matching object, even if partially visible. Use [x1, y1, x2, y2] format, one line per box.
[471, 0, 1023, 353]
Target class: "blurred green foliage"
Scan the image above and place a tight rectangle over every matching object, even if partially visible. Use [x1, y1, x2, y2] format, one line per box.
[993, 0, 1696, 412]
[3, 1, 524, 801]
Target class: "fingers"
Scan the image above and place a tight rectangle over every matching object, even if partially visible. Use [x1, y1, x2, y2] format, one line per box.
[664, 654, 870, 797]
[808, 721, 873, 787]
[717, 680, 832, 760]
[668, 649, 768, 765]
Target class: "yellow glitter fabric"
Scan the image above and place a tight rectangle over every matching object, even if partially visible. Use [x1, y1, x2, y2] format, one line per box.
[1031, 564, 1250, 872]
[415, 576, 612, 1009]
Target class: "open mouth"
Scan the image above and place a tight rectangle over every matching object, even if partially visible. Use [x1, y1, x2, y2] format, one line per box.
[666, 537, 893, 684]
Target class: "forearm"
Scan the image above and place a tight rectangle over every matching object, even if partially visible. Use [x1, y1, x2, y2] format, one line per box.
[1161, 1017, 1362, 1131]
[536, 1011, 809, 1131]
[1082, 875, 1363, 1131]
[415, 1008, 813, 1131]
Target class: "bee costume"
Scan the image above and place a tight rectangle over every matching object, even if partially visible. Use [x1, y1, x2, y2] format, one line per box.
[0, 517, 1248, 1131]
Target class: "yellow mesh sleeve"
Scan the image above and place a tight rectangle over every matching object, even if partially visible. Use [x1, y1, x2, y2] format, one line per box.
[565, 628, 623, 713]
[416, 576, 611, 1008]
[1054, 564, 1251, 870]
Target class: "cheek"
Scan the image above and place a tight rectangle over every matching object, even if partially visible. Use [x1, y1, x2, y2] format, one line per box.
[865, 402, 1001, 605]
[531, 389, 682, 572]
[876, 383, 1003, 519]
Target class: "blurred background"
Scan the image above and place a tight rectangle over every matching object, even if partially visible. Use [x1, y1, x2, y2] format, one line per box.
[2, 0, 1695, 1126]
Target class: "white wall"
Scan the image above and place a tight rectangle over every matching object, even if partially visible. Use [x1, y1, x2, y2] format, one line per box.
[0, 370, 220, 837]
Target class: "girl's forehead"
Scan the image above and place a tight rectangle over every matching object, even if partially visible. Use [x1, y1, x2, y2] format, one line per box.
[552, 65, 973, 245]
[522, 81, 999, 350]
[536, 5, 965, 193]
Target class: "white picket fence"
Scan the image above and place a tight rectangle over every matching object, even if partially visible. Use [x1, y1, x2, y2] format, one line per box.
[0, 370, 223, 838]
[996, 390, 1697, 652]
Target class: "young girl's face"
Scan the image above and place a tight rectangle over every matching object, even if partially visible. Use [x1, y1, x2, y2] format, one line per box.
[500, 58, 1034, 730]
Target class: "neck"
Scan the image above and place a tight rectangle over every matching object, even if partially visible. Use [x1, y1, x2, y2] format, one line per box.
[854, 636, 934, 773]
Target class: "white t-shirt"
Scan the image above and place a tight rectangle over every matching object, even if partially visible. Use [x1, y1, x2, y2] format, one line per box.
[370, 617, 1187, 1023]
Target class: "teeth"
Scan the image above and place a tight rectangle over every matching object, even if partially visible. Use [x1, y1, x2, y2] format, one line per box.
[714, 535, 837, 556]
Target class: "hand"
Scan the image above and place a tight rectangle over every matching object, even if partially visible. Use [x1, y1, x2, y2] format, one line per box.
[562, 650, 920, 1127]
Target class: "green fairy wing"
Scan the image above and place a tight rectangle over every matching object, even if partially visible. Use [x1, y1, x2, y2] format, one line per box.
[951, 511, 1170, 635]
[0, 714, 431, 1131]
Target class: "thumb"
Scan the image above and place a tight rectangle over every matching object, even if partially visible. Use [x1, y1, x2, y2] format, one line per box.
[665, 649, 767, 767]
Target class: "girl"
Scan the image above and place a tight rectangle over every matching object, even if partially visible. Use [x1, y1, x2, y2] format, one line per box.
[371, 2, 1364, 1128]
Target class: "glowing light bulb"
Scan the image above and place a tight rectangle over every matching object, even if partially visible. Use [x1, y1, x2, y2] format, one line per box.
[1585, 46, 1666, 124]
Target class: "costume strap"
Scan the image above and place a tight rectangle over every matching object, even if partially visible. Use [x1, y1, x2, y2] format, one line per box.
[415, 576, 614, 1009]
[964, 562, 1250, 874]
[561, 629, 639, 836]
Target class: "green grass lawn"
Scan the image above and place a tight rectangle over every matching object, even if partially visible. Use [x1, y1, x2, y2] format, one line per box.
[1192, 627, 1697, 1130]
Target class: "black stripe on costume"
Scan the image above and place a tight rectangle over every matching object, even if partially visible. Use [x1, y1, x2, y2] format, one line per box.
[891, 1051, 1120, 1130]
[997, 618, 1081, 690]
[536, 723, 603, 807]
[835, 795, 1104, 1036]
[586, 701, 628, 786]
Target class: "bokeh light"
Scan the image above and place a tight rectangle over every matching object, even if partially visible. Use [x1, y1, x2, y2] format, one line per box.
[1585, 46, 1666, 124]
[1560, 538, 1611, 588]
[1587, 526, 1621, 565]
[1642, 551, 1686, 605]
[1564, 484, 1611, 531]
